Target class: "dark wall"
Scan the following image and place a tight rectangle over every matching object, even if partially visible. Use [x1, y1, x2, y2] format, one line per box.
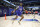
[0, 6, 9, 17]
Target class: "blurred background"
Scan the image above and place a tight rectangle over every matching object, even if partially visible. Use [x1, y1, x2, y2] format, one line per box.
[0, 0, 40, 17]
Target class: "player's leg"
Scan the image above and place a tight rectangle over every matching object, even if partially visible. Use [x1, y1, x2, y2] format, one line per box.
[12, 15, 18, 24]
[20, 15, 24, 21]
[18, 15, 24, 24]
[14, 15, 18, 20]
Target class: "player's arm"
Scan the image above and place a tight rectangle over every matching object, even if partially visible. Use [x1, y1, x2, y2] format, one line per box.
[23, 7, 28, 14]
[23, 7, 26, 11]
[13, 6, 19, 12]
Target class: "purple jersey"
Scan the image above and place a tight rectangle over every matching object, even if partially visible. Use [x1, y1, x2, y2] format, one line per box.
[16, 6, 24, 16]
[16, 6, 23, 12]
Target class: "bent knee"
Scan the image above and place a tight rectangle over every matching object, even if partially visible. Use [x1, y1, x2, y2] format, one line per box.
[22, 16, 24, 18]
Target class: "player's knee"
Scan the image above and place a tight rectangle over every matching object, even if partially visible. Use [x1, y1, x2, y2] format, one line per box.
[22, 16, 24, 18]
[16, 16, 18, 18]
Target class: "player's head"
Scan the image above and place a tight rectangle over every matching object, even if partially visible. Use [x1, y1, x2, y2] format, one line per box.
[20, 2, 23, 6]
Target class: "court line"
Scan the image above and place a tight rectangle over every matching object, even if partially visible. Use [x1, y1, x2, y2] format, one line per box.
[11, 18, 38, 21]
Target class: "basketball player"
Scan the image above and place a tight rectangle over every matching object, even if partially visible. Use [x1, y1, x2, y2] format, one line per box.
[12, 2, 26, 24]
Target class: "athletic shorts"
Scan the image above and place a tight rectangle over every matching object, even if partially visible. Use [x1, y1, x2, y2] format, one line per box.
[16, 11, 22, 16]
